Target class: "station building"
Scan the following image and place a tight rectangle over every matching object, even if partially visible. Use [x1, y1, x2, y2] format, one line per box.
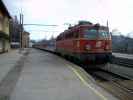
[10, 16, 21, 48]
[0, 0, 11, 53]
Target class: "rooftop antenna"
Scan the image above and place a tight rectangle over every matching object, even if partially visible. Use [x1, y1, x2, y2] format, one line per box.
[107, 20, 109, 32]
[107, 20, 108, 27]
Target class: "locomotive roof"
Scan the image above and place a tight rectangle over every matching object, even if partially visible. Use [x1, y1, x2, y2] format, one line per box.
[57, 24, 108, 39]
[64, 24, 108, 33]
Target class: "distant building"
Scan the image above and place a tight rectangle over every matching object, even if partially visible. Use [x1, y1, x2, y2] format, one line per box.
[29, 40, 36, 48]
[22, 31, 30, 48]
[112, 35, 133, 54]
[0, 0, 11, 53]
[9, 16, 21, 48]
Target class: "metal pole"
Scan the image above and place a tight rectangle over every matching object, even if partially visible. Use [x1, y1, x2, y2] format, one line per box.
[19, 13, 21, 51]
[19, 13, 23, 53]
[22, 14, 24, 49]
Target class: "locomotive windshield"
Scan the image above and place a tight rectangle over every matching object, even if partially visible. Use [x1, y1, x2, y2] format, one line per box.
[84, 28, 110, 39]
[98, 30, 110, 39]
[84, 29, 98, 39]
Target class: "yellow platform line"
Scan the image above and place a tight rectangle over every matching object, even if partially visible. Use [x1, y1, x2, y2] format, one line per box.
[67, 65, 108, 100]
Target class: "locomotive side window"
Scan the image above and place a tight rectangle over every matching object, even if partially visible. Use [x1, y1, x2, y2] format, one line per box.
[65, 31, 74, 39]
[74, 30, 79, 38]
[98, 28, 111, 38]
[98, 30, 110, 39]
[69, 31, 73, 38]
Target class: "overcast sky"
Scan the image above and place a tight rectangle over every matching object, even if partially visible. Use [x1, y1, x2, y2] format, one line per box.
[3, 0, 133, 40]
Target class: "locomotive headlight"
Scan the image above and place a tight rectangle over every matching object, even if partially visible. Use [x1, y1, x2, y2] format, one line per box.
[86, 44, 91, 50]
[96, 41, 102, 48]
[106, 45, 109, 49]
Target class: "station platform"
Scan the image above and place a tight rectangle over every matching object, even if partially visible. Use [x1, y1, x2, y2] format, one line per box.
[0, 49, 27, 83]
[10, 49, 117, 100]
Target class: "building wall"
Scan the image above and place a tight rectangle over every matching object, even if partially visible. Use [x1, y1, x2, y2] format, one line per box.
[5, 40, 10, 51]
[0, 9, 10, 53]
[3, 16, 9, 35]
[0, 39, 3, 52]
[10, 17, 21, 48]
[22, 32, 30, 48]
[0, 10, 4, 31]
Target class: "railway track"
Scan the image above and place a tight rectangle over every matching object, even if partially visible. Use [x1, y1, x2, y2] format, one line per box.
[64, 52, 133, 99]
[87, 69, 133, 100]
[111, 56, 133, 68]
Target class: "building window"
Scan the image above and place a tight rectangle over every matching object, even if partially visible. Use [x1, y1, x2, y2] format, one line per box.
[0, 16, 3, 31]
[5, 18, 9, 27]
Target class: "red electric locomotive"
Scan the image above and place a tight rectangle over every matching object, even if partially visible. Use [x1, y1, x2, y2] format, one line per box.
[56, 21, 112, 64]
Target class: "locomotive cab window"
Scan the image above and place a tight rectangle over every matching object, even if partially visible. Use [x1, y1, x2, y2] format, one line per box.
[98, 29, 110, 39]
[84, 29, 98, 39]
[98, 30, 109, 38]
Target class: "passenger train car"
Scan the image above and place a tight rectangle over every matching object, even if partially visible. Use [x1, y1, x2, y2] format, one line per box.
[56, 21, 112, 64]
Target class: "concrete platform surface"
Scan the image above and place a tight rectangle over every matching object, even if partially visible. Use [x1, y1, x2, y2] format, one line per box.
[0, 49, 25, 83]
[10, 49, 118, 100]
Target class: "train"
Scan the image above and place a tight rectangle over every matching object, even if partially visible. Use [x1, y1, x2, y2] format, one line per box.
[34, 21, 112, 64]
